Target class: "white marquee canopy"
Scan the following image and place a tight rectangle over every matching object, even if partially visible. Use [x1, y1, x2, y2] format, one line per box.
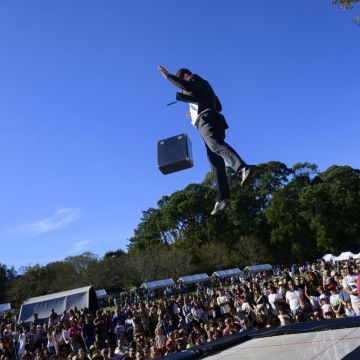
[335, 251, 355, 261]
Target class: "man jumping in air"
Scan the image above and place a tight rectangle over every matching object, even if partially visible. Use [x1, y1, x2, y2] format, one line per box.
[158, 65, 256, 215]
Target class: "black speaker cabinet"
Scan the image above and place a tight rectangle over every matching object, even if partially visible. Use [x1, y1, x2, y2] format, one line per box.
[157, 133, 194, 174]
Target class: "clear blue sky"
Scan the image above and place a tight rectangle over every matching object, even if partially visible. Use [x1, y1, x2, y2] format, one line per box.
[0, 1, 359, 269]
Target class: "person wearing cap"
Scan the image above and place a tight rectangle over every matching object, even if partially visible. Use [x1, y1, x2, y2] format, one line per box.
[158, 65, 256, 215]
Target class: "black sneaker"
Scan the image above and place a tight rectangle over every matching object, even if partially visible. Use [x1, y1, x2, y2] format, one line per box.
[210, 199, 229, 216]
[240, 165, 256, 186]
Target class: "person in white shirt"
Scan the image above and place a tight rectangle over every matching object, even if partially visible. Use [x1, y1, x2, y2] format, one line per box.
[277, 308, 293, 326]
[217, 289, 230, 315]
[319, 296, 333, 317]
[17, 326, 28, 356]
[267, 285, 284, 315]
[285, 282, 305, 316]
[342, 265, 360, 315]
[61, 322, 70, 345]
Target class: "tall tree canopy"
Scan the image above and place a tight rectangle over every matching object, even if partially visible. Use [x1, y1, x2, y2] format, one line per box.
[333, 0, 360, 24]
[3, 162, 360, 306]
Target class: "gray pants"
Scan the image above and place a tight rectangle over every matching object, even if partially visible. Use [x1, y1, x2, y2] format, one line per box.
[197, 111, 246, 201]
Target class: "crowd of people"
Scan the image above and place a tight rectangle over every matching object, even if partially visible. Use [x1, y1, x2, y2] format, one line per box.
[1, 258, 360, 360]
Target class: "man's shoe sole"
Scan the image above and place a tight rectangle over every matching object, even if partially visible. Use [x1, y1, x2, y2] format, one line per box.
[211, 201, 229, 216]
[241, 166, 257, 187]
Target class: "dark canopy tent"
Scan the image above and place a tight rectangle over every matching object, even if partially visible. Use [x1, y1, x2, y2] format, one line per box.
[244, 264, 273, 272]
[0, 303, 11, 313]
[95, 289, 107, 299]
[211, 268, 244, 278]
[141, 278, 175, 290]
[18, 286, 98, 324]
[178, 273, 210, 284]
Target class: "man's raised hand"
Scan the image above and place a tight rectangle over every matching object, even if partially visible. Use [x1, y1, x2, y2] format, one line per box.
[158, 65, 169, 78]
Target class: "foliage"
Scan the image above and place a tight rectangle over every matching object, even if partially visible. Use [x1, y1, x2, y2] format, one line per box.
[4, 162, 360, 306]
[333, 0, 360, 24]
[333, 0, 360, 10]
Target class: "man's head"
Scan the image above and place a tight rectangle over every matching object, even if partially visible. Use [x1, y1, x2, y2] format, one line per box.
[224, 317, 233, 327]
[176, 68, 192, 80]
[342, 264, 351, 275]
[356, 260, 360, 271]
[288, 281, 296, 291]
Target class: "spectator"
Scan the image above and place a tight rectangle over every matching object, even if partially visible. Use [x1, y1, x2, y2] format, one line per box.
[82, 316, 96, 350]
[356, 259, 360, 296]
[31, 314, 42, 329]
[154, 327, 166, 355]
[277, 308, 293, 326]
[53, 324, 65, 354]
[319, 297, 333, 318]
[17, 326, 29, 357]
[267, 285, 284, 315]
[47, 325, 56, 354]
[285, 282, 306, 316]
[304, 272, 320, 311]
[49, 309, 59, 325]
[217, 290, 230, 316]
[222, 317, 239, 336]
[94, 310, 107, 347]
[114, 337, 128, 356]
[31, 325, 43, 351]
[344, 302, 356, 317]
[342, 265, 360, 315]
[329, 286, 343, 318]
[5, 258, 360, 360]
[191, 302, 204, 323]
[68, 320, 82, 353]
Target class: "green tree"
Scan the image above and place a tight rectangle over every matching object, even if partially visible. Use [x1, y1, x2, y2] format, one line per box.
[333, 0, 360, 24]
[300, 165, 360, 254]
[0, 264, 13, 303]
[265, 163, 318, 262]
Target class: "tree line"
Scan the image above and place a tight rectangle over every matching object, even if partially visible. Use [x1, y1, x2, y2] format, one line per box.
[0, 161, 359, 307]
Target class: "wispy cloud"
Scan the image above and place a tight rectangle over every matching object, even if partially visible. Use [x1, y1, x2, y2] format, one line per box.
[22, 208, 81, 235]
[69, 240, 93, 254]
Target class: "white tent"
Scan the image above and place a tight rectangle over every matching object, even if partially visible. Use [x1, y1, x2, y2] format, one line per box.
[141, 278, 175, 290]
[353, 253, 360, 259]
[0, 303, 11, 313]
[244, 264, 273, 272]
[322, 254, 337, 262]
[335, 252, 355, 261]
[95, 289, 107, 299]
[212, 268, 244, 278]
[178, 273, 210, 284]
[18, 286, 98, 324]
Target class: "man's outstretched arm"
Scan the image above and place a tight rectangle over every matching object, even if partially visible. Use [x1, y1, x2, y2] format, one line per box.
[158, 65, 201, 92]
